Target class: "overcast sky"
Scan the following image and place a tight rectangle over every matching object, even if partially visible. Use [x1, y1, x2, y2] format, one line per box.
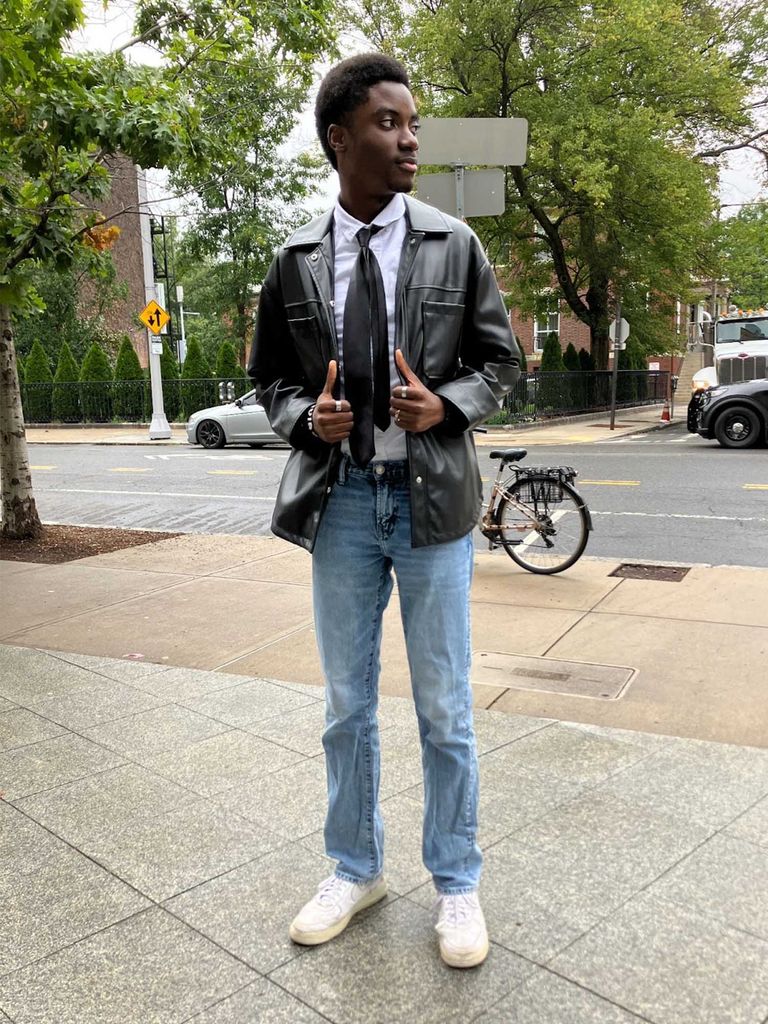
[71, 0, 766, 219]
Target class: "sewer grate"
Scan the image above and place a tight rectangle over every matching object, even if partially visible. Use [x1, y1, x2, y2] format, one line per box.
[473, 652, 636, 700]
[609, 563, 690, 582]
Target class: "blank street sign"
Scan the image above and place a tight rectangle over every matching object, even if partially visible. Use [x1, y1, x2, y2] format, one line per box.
[417, 169, 505, 218]
[417, 118, 528, 166]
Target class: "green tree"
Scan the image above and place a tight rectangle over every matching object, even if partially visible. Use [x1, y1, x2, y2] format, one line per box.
[563, 343, 580, 372]
[0, 0, 197, 539]
[361, 0, 768, 369]
[578, 348, 595, 372]
[540, 332, 565, 372]
[538, 331, 567, 412]
[113, 336, 144, 422]
[181, 336, 212, 416]
[52, 341, 81, 422]
[720, 203, 768, 309]
[22, 339, 53, 422]
[79, 344, 113, 422]
[214, 340, 240, 379]
[159, 339, 182, 422]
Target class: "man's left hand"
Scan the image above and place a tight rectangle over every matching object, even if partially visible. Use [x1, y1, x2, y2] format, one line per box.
[390, 350, 446, 433]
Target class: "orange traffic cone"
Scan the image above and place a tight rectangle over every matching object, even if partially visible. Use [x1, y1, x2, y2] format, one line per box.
[660, 400, 671, 422]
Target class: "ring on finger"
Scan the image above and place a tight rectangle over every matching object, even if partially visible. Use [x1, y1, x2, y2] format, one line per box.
[400, 386, 408, 399]
[395, 410, 401, 423]
[335, 400, 342, 413]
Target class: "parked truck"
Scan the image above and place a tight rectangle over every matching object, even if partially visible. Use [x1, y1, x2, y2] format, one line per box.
[687, 306, 768, 447]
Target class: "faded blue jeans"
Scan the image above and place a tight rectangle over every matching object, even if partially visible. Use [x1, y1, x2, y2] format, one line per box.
[312, 458, 482, 894]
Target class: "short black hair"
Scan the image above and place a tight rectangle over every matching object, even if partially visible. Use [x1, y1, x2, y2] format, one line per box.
[315, 53, 411, 169]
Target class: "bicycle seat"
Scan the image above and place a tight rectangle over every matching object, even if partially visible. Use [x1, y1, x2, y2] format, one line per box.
[489, 448, 528, 463]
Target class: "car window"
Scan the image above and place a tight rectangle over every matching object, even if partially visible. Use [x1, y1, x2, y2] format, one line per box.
[240, 393, 256, 407]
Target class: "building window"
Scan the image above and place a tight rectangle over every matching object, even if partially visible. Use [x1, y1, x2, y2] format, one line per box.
[533, 299, 560, 352]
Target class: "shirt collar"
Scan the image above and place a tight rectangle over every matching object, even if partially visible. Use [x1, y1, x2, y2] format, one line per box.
[333, 192, 406, 242]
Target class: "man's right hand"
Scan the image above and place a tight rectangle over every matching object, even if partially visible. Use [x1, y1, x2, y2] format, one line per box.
[312, 360, 353, 443]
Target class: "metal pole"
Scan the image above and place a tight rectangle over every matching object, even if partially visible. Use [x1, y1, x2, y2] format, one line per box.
[137, 170, 170, 440]
[609, 297, 621, 430]
[454, 164, 465, 220]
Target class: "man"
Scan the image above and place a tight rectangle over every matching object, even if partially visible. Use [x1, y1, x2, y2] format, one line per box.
[248, 53, 520, 968]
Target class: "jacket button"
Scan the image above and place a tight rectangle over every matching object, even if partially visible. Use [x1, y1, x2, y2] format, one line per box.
[415, 476, 423, 484]
[326, 486, 332, 493]
[310, 252, 319, 261]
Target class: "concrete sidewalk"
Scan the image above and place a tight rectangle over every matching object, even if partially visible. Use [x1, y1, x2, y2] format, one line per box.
[2, 530, 768, 1022]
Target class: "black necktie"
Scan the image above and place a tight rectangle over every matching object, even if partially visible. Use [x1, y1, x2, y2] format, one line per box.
[343, 225, 390, 467]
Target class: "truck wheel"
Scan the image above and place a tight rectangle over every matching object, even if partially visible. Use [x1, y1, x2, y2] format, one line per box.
[714, 405, 761, 449]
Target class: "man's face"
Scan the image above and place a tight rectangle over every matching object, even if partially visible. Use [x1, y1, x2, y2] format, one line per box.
[332, 81, 419, 198]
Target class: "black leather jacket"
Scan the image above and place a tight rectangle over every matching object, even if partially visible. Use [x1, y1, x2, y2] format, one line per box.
[248, 196, 521, 551]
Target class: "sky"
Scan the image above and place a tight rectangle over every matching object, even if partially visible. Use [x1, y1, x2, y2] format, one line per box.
[71, 0, 766, 219]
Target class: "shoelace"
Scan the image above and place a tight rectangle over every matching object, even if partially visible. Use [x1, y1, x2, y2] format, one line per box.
[436, 893, 478, 929]
[315, 875, 352, 907]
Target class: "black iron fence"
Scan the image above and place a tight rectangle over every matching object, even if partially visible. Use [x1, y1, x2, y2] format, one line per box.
[20, 377, 252, 425]
[492, 370, 670, 424]
[21, 371, 668, 426]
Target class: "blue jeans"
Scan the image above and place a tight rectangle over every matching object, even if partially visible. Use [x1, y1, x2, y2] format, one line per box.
[312, 458, 482, 894]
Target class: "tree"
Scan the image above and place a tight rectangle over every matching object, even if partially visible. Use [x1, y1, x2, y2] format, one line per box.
[80, 344, 114, 422]
[578, 348, 595, 373]
[159, 339, 182, 422]
[181, 336, 212, 416]
[540, 332, 565, 372]
[563, 342, 580, 372]
[538, 331, 567, 412]
[0, 0, 196, 539]
[22, 339, 54, 423]
[358, 0, 768, 368]
[52, 341, 81, 422]
[113, 336, 145, 421]
[720, 203, 768, 309]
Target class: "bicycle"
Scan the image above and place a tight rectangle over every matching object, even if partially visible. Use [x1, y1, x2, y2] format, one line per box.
[479, 446, 593, 574]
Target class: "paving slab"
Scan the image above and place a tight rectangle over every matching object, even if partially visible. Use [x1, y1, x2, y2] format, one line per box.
[1, 563, 193, 638]
[9, 577, 315, 670]
[474, 970, 648, 1023]
[26, 678, 167, 730]
[0, 731, 126, 800]
[214, 546, 314, 585]
[0, 707, 65, 751]
[79, 533, 291, 575]
[80, 704, 231, 761]
[0, 802, 149, 977]
[0, 558, 47, 579]
[471, 551, 623, 610]
[0, 907, 255, 1024]
[0, 644, 137, 704]
[42, 648, 172, 681]
[179, 677, 320, 729]
[549, 890, 768, 1024]
[179, 978, 330, 1024]
[723, 795, 768, 848]
[165, 843, 334, 974]
[269, 896, 533, 1024]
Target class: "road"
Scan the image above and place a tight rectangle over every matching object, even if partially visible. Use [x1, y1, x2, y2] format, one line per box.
[26, 423, 768, 566]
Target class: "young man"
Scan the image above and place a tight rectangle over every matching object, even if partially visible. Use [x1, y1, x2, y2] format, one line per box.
[248, 53, 520, 968]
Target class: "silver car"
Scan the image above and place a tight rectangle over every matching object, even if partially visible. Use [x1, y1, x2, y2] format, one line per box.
[186, 389, 282, 449]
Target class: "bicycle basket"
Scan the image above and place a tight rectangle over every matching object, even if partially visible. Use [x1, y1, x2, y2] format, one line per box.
[515, 467, 577, 503]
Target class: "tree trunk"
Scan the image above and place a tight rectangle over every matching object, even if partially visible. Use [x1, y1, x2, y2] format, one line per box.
[586, 281, 612, 370]
[0, 304, 43, 539]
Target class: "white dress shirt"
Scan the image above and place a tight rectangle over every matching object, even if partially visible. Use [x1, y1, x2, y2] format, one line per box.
[333, 192, 408, 461]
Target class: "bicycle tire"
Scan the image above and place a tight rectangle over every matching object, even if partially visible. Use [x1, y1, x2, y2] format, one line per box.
[496, 475, 590, 574]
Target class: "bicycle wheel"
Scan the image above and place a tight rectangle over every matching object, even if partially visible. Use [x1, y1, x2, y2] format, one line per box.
[496, 476, 589, 574]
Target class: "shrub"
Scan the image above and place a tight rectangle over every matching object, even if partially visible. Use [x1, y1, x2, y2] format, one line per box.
[563, 342, 580, 371]
[181, 336, 213, 416]
[538, 331, 568, 412]
[23, 339, 53, 422]
[159, 339, 182, 421]
[578, 347, 595, 372]
[80, 343, 113, 422]
[52, 341, 81, 422]
[113, 336, 145, 421]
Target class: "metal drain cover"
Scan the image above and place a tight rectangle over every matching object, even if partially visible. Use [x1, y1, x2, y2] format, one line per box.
[473, 652, 636, 699]
[609, 563, 690, 582]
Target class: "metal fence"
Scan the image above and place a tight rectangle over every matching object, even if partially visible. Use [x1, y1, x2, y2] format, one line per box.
[20, 378, 252, 425]
[493, 370, 670, 424]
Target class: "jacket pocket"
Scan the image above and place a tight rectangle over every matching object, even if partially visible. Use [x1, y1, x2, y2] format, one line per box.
[287, 315, 326, 385]
[422, 301, 465, 380]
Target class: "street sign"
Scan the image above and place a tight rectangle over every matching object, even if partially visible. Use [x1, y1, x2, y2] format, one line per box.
[140, 300, 170, 335]
[609, 316, 629, 350]
[417, 118, 528, 166]
[418, 168, 505, 218]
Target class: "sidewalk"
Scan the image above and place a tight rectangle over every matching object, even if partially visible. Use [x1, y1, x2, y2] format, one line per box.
[2, 530, 767, 1022]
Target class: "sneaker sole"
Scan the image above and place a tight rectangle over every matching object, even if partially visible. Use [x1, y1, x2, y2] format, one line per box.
[439, 935, 490, 969]
[289, 879, 388, 946]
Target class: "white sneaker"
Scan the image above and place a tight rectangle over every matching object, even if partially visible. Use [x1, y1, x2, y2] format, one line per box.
[434, 891, 489, 968]
[289, 873, 388, 945]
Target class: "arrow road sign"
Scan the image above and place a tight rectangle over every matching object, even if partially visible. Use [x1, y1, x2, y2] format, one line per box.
[140, 300, 170, 335]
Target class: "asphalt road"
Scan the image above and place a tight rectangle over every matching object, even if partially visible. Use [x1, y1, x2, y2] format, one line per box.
[26, 423, 768, 567]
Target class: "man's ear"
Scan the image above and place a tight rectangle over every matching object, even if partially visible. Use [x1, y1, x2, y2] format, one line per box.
[328, 123, 347, 157]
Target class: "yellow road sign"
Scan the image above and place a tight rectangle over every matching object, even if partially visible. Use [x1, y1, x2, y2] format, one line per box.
[139, 300, 170, 335]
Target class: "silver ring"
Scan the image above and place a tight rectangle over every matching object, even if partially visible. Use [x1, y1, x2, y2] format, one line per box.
[401, 386, 408, 399]
[335, 400, 342, 413]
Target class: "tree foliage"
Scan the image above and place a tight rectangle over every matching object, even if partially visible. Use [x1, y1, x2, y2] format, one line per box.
[181, 335, 212, 415]
[719, 203, 768, 309]
[355, 0, 768, 367]
[22, 338, 53, 422]
[114, 336, 144, 421]
[79, 342, 113, 422]
[52, 340, 81, 422]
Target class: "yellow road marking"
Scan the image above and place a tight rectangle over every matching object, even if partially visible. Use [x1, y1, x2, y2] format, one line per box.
[108, 467, 151, 473]
[744, 484, 768, 490]
[30, 465, 56, 470]
[579, 480, 640, 486]
[207, 470, 258, 476]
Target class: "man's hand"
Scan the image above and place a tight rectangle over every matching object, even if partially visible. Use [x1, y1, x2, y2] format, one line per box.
[390, 350, 446, 433]
[312, 360, 353, 443]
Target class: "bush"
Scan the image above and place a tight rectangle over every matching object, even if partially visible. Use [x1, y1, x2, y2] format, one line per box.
[52, 341, 81, 422]
[80, 343, 113, 422]
[113, 336, 145, 421]
[23, 339, 53, 422]
[563, 342, 580, 371]
[538, 331, 568, 411]
[578, 347, 595, 372]
[17, 354, 25, 383]
[159, 340, 182, 421]
[181, 336, 213, 416]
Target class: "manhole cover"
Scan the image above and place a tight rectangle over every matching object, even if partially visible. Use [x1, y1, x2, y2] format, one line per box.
[609, 563, 690, 582]
[473, 652, 636, 699]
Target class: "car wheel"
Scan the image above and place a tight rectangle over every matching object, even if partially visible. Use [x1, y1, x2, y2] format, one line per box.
[197, 419, 226, 449]
[713, 405, 761, 449]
